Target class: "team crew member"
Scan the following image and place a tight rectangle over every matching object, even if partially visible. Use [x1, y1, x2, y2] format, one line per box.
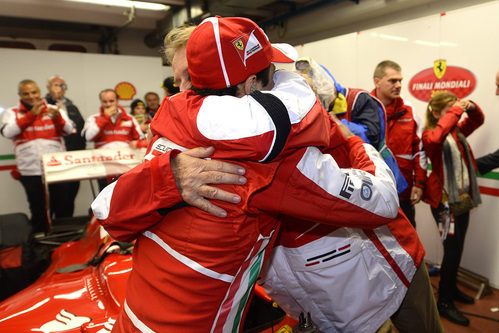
[161, 76, 180, 97]
[296, 57, 408, 195]
[144, 91, 160, 117]
[0, 79, 73, 233]
[82, 89, 143, 189]
[45, 75, 86, 217]
[371, 60, 427, 227]
[92, 17, 400, 332]
[423, 92, 484, 326]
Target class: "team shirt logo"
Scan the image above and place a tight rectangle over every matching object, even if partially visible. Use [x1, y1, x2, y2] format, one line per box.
[361, 183, 373, 201]
[360, 176, 373, 201]
[339, 173, 354, 199]
[232, 30, 263, 66]
[144, 137, 187, 162]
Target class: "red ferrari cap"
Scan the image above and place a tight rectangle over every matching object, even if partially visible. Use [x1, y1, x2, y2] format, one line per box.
[187, 16, 297, 89]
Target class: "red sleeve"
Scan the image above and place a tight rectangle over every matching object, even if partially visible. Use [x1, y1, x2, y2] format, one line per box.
[16, 111, 36, 130]
[96, 114, 111, 129]
[250, 137, 400, 229]
[422, 105, 464, 147]
[95, 149, 183, 242]
[458, 102, 485, 137]
[346, 136, 377, 175]
[412, 128, 427, 190]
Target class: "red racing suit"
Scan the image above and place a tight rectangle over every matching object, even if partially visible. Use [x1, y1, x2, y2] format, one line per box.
[370, 90, 427, 201]
[82, 106, 143, 149]
[92, 71, 401, 332]
[422, 103, 484, 208]
[1, 100, 73, 175]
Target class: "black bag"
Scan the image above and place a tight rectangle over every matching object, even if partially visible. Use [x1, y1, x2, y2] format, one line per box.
[0, 213, 51, 301]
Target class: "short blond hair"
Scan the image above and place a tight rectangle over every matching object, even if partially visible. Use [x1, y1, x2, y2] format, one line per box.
[373, 60, 401, 79]
[163, 25, 196, 64]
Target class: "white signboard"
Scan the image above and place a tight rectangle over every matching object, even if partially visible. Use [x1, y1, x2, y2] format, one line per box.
[42, 148, 145, 184]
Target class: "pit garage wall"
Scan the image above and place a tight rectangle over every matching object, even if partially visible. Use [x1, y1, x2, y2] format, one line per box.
[294, 1, 499, 287]
[0, 50, 171, 224]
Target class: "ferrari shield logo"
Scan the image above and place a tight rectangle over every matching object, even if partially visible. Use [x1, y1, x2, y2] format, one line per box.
[232, 30, 263, 66]
[234, 40, 244, 50]
[434, 59, 447, 79]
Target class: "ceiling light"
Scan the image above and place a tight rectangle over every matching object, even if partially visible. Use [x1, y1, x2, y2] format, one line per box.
[414, 40, 439, 47]
[378, 34, 408, 42]
[65, 0, 170, 11]
[439, 41, 458, 47]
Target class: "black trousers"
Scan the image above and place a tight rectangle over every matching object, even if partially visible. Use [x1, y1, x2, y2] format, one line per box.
[62, 181, 80, 217]
[400, 199, 416, 228]
[19, 175, 73, 233]
[431, 203, 470, 301]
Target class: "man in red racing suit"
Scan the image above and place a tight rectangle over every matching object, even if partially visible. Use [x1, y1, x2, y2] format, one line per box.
[371, 60, 427, 228]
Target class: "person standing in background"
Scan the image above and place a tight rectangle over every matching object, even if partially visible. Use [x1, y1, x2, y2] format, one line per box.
[144, 91, 160, 118]
[371, 60, 427, 228]
[161, 76, 180, 97]
[82, 89, 143, 190]
[45, 75, 86, 217]
[474, 70, 499, 174]
[422, 91, 484, 326]
[0, 80, 73, 232]
[130, 99, 149, 148]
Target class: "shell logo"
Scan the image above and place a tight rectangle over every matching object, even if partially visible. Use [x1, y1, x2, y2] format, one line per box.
[115, 81, 136, 100]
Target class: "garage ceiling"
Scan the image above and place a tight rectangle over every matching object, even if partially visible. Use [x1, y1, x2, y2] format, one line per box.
[0, 0, 492, 54]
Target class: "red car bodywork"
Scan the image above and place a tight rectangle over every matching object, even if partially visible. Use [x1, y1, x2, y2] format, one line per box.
[0, 218, 297, 332]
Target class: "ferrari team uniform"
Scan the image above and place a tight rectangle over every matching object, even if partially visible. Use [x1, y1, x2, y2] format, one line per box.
[92, 71, 401, 332]
[0, 99, 74, 232]
[83, 106, 144, 189]
[370, 90, 427, 226]
[82, 106, 143, 149]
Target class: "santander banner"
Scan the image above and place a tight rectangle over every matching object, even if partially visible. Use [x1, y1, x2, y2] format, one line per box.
[408, 60, 476, 102]
[42, 148, 145, 184]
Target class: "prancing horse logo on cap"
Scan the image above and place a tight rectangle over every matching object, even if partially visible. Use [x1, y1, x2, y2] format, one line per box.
[235, 40, 244, 50]
[232, 30, 263, 67]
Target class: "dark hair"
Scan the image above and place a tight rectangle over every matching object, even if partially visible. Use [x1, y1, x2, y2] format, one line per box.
[162, 76, 180, 95]
[130, 99, 146, 115]
[192, 66, 271, 97]
[99, 89, 118, 100]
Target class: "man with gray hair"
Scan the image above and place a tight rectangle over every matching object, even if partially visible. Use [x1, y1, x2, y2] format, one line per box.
[45, 75, 86, 216]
